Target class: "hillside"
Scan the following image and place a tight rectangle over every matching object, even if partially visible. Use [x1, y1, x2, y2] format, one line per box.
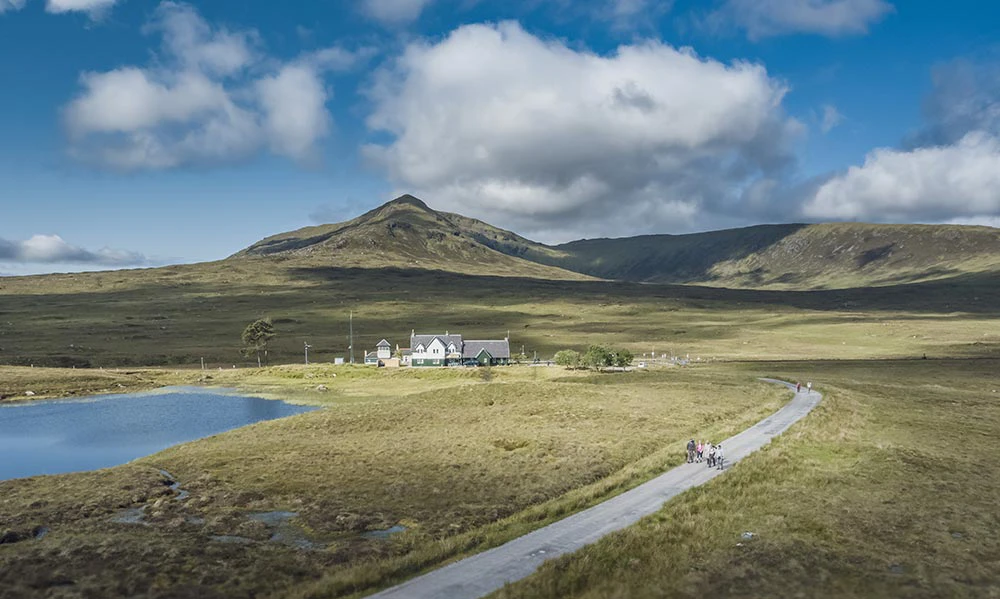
[232, 195, 587, 281]
[537, 223, 1000, 289]
[236, 195, 1000, 290]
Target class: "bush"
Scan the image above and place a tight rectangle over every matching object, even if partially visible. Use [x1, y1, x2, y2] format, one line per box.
[580, 345, 634, 370]
[612, 349, 634, 368]
[554, 349, 581, 368]
[582, 345, 614, 369]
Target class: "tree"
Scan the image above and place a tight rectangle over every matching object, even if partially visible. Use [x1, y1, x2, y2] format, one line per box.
[554, 349, 581, 368]
[241, 318, 275, 367]
[582, 345, 613, 370]
[612, 349, 634, 368]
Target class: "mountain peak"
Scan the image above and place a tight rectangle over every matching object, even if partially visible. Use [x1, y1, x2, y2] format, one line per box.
[385, 194, 431, 211]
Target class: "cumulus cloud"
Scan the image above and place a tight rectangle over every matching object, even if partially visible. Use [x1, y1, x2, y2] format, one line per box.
[364, 22, 801, 240]
[0, 235, 148, 265]
[361, 0, 432, 25]
[806, 58, 1000, 224]
[804, 133, 1000, 221]
[64, 1, 367, 170]
[705, 0, 894, 40]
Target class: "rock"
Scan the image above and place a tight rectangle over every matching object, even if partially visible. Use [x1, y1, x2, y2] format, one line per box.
[316, 385, 329, 392]
[24, 391, 35, 397]
[741, 531, 756, 540]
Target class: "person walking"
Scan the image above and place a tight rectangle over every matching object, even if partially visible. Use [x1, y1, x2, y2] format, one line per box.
[696, 440, 704, 462]
[715, 444, 725, 470]
[707, 443, 716, 468]
[686, 439, 696, 463]
[796, 382, 801, 393]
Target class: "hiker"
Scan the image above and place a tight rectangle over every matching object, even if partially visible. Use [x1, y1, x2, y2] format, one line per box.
[716, 444, 725, 470]
[796, 382, 801, 393]
[696, 440, 704, 462]
[686, 439, 696, 463]
[707, 443, 716, 468]
[807, 382, 812, 393]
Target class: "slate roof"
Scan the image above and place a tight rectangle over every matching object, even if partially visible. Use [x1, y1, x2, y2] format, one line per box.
[462, 340, 511, 359]
[411, 334, 463, 350]
[376, 339, 391, 348]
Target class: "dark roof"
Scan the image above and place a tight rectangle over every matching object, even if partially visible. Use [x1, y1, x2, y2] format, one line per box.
[411, 334, 463, 350]
[376, 339, 391, 348]
[462, 340, 511, 359]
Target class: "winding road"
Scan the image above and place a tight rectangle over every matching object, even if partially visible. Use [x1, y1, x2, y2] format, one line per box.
[368, 379, 822, 599]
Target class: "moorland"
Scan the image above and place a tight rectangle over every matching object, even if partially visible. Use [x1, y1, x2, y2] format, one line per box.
[1, 195, 999, 598]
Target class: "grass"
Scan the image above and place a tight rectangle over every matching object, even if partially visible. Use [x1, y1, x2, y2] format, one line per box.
[490, 359, 1000, 599]
[0, 364, 788, 598]
[1, 262, 999, 370]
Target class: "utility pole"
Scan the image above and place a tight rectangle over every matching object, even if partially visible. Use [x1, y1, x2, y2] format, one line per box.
[349, 311, 355, 365]
[304, 342, 311, 365]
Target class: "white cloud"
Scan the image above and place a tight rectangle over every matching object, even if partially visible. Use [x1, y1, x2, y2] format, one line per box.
[45, 0, 119, 15]
[805, 57, 1000, 224]
[361, 0, 432, 25]
[804, 133, 1000, 221]
[64, 1, 366, 170]
[0, 234, 147, 265]
[707, 0, 894, 40]
[0, 0, 26, 13]
[820, 103, 843, 133]
[364, 22, 800, 240]
[257, 65, 331, 162]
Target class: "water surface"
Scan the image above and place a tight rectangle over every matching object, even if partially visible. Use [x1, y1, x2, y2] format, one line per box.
[0, 387, 317, 481]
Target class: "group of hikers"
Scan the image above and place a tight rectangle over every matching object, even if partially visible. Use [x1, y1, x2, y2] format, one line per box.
[686, 439, 724, 469]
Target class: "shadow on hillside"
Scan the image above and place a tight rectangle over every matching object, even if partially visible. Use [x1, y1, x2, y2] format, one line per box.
[285, 266, 1000, 316]
[550, 224, 810, 283]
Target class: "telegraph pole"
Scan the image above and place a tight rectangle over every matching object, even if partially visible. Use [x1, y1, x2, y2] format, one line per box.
[304, 342, 311, 365]
[349, 311, 355, 365]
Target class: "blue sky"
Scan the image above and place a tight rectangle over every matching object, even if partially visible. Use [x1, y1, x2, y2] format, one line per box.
[1, 0, 999, 275]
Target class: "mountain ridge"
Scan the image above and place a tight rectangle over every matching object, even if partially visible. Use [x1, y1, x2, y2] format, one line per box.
[234, 195, 1000, 290]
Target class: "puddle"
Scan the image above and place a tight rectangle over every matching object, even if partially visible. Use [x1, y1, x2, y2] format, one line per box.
[362, 525, 407, 539]
[158, 469, 190, 501]
[33, 526, 49, 540]
[270, 530, 321, 550]
[248, 511, 298, 526]
[112, 507, 148, 525]
[210, 535, 254, 545]
[246, 511, 324, 550]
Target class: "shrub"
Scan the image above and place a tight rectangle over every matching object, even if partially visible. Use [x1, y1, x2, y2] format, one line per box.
[554, 349, 581, 368]
[582, 345, 614, 369]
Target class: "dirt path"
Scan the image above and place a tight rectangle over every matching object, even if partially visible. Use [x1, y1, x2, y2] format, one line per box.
[367, 379, 822, 599]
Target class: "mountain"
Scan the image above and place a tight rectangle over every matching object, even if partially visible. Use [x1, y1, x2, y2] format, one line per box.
[232, 195, 588, 281]
[235, 195, 1000, 290]
[535, 223, 1000, 289]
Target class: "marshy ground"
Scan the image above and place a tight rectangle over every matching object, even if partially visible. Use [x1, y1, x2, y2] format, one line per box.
[2, 360, 998, 598]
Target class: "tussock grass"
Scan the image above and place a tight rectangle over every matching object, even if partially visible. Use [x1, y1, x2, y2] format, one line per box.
[491, 359, 1000, 599]
[0, 365, 784, 598]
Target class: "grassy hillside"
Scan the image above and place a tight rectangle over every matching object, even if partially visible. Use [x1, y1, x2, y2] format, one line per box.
[232, 195, 586, 281]
[540, 222, 1000, 289]
[236, 195, 1000, 289]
